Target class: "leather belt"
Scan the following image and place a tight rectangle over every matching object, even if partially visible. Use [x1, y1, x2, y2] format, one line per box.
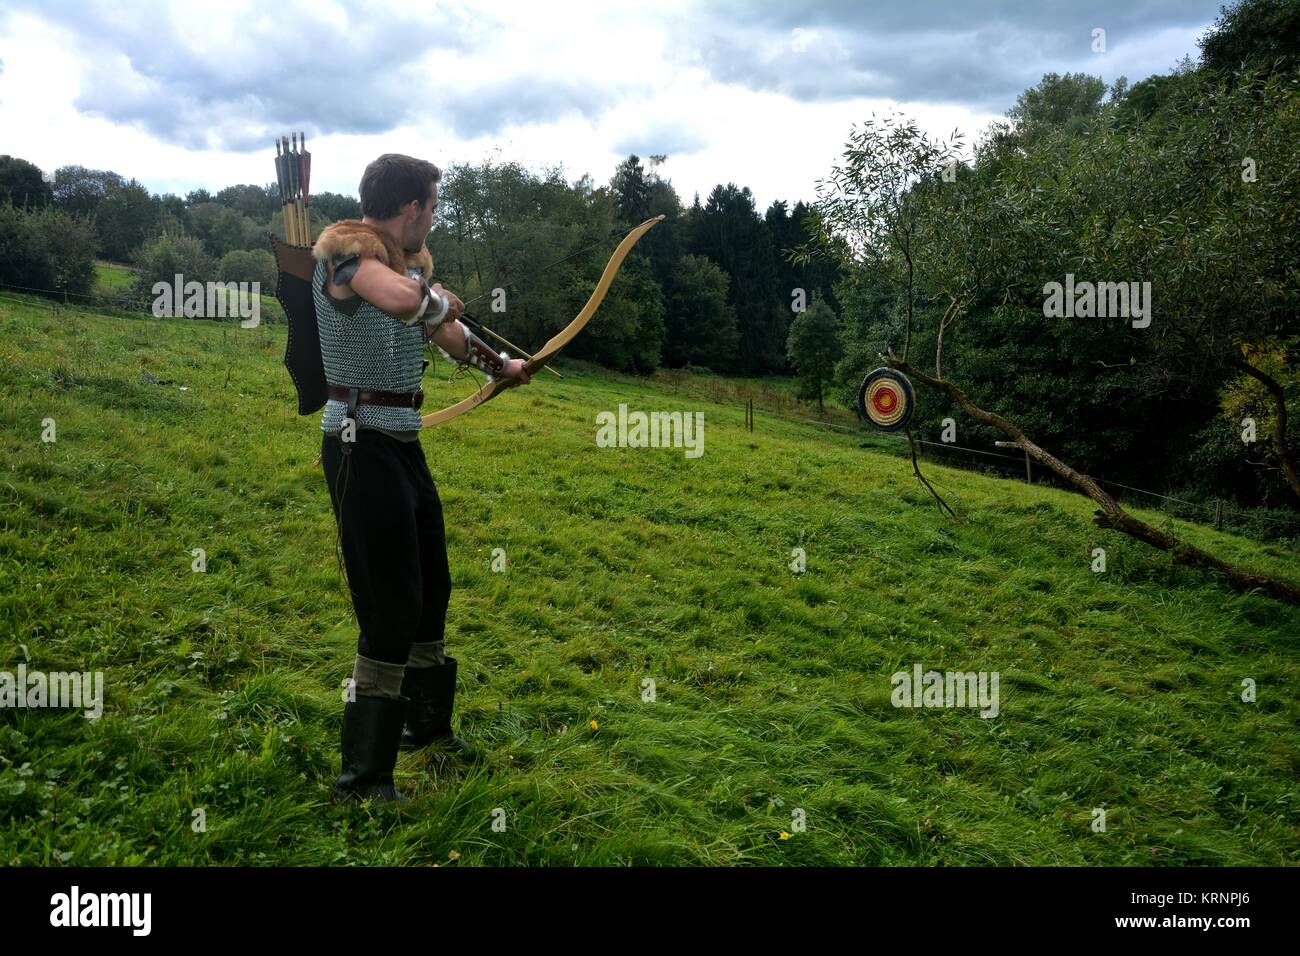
[327, 384, 425, 410]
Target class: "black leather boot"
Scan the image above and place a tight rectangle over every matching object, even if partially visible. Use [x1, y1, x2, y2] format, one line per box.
[332, 693, 409, 803]
[400, 656, 474, 756]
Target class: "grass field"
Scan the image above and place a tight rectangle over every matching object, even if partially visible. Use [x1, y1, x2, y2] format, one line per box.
[0, 294, 1297, 866]
[92, 262, 136, 297]
[91, 263, 286, 326]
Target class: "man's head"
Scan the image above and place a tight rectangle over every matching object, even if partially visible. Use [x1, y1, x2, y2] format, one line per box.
[359, 153, 441, 252]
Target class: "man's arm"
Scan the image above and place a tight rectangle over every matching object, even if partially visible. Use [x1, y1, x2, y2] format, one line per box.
[429, 317, 532, 385]
[333, 259, 531, 384]
[341, 258, 425, 316]
[428, 318, 477, 362]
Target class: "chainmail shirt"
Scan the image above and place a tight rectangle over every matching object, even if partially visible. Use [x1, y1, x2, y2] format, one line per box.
[315, 259, 425, 435]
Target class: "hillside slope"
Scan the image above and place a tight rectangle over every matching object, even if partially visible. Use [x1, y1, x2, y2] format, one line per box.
[0, 298, 1296, 865]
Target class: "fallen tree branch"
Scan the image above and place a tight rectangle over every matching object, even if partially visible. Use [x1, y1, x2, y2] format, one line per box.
[882, 352, 1300, 605]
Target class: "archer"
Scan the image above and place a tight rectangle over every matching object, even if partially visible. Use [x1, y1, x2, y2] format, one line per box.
[313, 153, 531, 803]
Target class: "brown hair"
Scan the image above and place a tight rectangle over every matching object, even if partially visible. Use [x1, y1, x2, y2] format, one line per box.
[359, 154, 442, 220]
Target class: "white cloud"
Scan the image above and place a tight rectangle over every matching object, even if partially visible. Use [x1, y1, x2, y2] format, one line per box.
[0, 0, 1219, 211]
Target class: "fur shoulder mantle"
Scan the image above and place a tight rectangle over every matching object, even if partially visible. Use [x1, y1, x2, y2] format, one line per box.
[312, 219, 433, 281]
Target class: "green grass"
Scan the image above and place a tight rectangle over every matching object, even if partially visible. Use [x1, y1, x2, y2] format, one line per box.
[92, 262, 136, 297]
[91, 266, 285, 326]
[0, 294, 1297, 866]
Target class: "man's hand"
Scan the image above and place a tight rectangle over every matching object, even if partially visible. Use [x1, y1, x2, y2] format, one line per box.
[421, 284, 465, 334]
[429, 283, 464, 324]
[497, 358, 532, 387]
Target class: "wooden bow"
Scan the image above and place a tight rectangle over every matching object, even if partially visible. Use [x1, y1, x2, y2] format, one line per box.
[420, 214, 665, 427]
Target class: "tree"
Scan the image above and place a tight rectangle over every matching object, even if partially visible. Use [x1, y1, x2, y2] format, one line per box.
[48, 166, 158, 261]
[786, 297, 842, 414]
[0, 203, 96, 298]
[95, 177, 157, 261]
[828, 266, 898, 409]
[149, 193, 188, 237]
[1006, 72, 1110, 144]
[610, 155, 686, 294]
[794, 111, 963, 366]
[661, 253, 738, 370]
[215, 183, 277, 220]
[807, 107, 1300, 603]
[688, 183, 784, 373]
[578, 261, 666, 372]
[610, 155, 652, 225]
[1113, 69, 1202, 130]
[643, 172, 686, 293]
[1125, 69, 1300, 502]
[995, 68, 1300, 504]
[51, 165, 115, 217]
[186, 202, 227, 255]
[311, 191, 362, 222]
[208, 207, 258, 258]
[1200, 0, 1300, 75]
[0, 156, 51, 207]
[423, 158, 669, 371]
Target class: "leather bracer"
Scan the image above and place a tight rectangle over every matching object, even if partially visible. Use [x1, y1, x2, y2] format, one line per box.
[461, 324, 507, 376]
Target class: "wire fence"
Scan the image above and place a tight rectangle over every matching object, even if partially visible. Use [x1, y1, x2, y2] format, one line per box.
[0, 286, 157, 325]
[0, 278, 284, 323]
[3, 281, 1295, 539]
[0, 278, 153, 307]
[790, 410, 1299, 537]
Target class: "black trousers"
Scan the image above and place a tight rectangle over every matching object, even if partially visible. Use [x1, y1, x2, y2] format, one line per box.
[320, 429, 452, 666]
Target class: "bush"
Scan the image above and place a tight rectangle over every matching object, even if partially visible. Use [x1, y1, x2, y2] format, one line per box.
[218, 249, 277, 294]
[0, 203, 96, 299]
[258, 295, 286, 326]
[130, 233, 216, 308]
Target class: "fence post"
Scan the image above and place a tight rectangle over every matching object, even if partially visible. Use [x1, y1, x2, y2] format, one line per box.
[1214, 501, 1223, 530]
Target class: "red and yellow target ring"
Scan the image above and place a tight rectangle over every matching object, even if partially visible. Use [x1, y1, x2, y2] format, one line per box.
[857, 368, 915, 431]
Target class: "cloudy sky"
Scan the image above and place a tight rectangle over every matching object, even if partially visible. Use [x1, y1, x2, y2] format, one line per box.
[0, 0, 1225, 210]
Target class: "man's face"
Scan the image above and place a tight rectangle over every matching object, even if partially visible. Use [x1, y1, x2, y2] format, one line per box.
[402, 184, 437, 252]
